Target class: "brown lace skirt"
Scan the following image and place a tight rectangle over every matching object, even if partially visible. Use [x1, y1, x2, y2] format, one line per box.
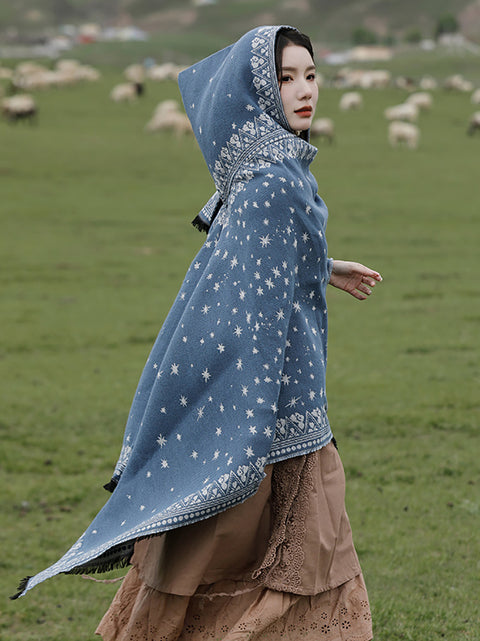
[96, 442, 373, 641]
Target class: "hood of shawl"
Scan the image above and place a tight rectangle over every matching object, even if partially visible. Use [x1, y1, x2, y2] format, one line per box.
[178, 26, 317, 199]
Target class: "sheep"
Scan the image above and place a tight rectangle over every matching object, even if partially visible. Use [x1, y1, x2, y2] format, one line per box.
[310, 118, 334, 144]
[444, 74, 473, 92]
[384, 102, 419, 122]
[406, 92, 433, 112]
[467, 111, 480, 136]
[419, 75, 438, 91]
[394, 76, 416, 91]
[124, 64, 145, 84]
[2, 94, 37, 123]
[388, 121, 420, 149]
[146, 62, 184, 82]
[110, 82, 144, 102]
[339, 91, 363, 111]
[145, 99, 192, 135]
[471, 89, 480, 105]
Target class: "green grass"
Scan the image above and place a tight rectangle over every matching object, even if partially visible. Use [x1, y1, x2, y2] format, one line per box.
[1, 61, 479, 640]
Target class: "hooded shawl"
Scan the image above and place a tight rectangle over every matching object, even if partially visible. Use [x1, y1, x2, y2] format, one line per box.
[14, 25, 334, 599]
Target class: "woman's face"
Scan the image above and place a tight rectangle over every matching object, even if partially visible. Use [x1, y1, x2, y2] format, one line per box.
[279, 44, 318, 132]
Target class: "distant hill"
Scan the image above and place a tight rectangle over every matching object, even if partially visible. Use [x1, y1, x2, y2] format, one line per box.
[1, 0, 479, 47]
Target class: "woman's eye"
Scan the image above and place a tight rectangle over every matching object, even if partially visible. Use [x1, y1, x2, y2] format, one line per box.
[281, 75, 292, 82]
[307, 73, 316, 81]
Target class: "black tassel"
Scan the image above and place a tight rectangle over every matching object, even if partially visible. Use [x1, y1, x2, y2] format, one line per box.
[10, 575, 32, 600]
[191, 215, 210, 233]
[331, 436, 338, 450]
[103, 478, 118, 493]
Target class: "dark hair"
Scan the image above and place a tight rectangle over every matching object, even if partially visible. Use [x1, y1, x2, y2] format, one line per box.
[275, 28, 315, 82]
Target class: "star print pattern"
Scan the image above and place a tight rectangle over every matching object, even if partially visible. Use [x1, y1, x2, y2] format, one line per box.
[17, 26, 336, 598]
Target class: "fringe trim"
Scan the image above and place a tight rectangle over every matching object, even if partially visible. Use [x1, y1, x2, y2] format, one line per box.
[65, 542, 134, 577]
[10, 576, 33, 600]
[191, 215, 210, 233]
[103, 478, 118, 493]
[192, 196, 223, 233]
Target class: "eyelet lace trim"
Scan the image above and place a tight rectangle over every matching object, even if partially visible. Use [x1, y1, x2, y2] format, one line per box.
[96, 568, 372, 641]
[252, 453, 314, 592]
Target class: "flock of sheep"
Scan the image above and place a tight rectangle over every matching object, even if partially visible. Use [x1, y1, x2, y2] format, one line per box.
[1, 58, 479, 149]
[310, 69, 480, 149]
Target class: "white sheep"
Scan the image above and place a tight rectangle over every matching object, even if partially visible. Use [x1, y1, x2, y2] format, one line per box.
[406, 92, 433, 112]
[471, 89, 480, 105]
[2, 94, 37, 123]
[384, 102, 419, 122]
[444, 74, 473, 92]
[310, 118, 334, 144]
[110, 83, 143, 102]
[147, 62, 183, 82]
[124, 64, 145, 83]
[419, 75, 438, 91]
[339, 91, 363, 111]
[388, 121, 420, 149]
[145, 100, 192, 135]
[467, 111, 480, 136]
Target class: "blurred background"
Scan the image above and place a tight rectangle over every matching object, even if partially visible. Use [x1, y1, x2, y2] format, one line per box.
[1, 2, 479, 640]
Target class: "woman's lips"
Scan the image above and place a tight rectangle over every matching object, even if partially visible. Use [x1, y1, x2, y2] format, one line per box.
[295, 107, 312, 117]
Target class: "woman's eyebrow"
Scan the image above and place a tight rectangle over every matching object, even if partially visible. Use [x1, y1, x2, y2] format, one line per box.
[281, 65, 316, 73]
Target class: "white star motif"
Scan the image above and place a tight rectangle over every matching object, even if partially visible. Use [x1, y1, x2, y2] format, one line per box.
[201, 304, 211, 314]
[197, 406, 205, 419]
[249, 425, 257, 434]
[293, 301, 301, 312]
[191, 450, 198, 459]
[287, 396, 301, 408]
[244, 446, 254, 458]
[276, 309, 285, 321]
[180, 395, 188, 407]
[234, 325, 243, 337]
[241, 385, 248, 396]
[259, 234, 271, 247]
[157, 434, 167, 447]
[217, 343, 225, 353]
[236, 358, 243, 370]
[161, 459, 169, 468]
[246, 409, 254, 418]
[202, 368, 211, 382]
[216, 427, 222, 436]
[265, 278, 274, 289]
[230, 256, 238, 268]
[281, 374, 291, 385]
[170, 363, 179, 375]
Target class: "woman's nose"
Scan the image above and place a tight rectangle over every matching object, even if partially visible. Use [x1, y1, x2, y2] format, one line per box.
[297, 79, 312, 98]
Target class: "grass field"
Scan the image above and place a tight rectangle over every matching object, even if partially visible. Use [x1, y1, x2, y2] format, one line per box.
[1, 57, 479, 640]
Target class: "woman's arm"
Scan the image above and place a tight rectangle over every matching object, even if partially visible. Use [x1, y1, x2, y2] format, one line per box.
[329, 260, 382, 300]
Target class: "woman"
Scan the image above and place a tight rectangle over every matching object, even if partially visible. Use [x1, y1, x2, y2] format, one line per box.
[14, 26, 381, 640]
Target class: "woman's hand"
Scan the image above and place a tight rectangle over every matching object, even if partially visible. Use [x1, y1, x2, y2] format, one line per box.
[329, 260, 382, 300]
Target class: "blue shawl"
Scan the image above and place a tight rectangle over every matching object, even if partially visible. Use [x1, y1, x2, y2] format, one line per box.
[14, 25, 333, 599]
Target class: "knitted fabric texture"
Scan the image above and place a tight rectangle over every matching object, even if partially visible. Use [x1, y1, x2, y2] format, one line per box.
[14, 25, 334, 598]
